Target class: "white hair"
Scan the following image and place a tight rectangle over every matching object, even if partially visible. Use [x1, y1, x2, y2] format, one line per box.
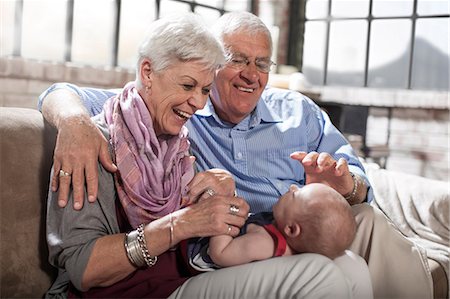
[212, 11, 273, 55]
[136, 13, 225, 79]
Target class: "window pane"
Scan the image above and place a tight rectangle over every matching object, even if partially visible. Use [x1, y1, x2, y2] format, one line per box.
[306, 0, 329, 19]
[194, 6, 221, 28]
[21, 0, 67, 61]
[223, 0, 248, 12]
[160, 0, 191, 17]
[411, 18, 449, 90]
[331, 0, 369, 18]
[71, 0, 115, 66]
[259, 0, 276, 26]
[302, 21, 327, 85]
[327, 20, 367, 86]
[417, 0, 449, 16]
[372, 0, 413, 17]
[0, 0, 16, 56]
[118, 0, 156, 68]
[196, 0, 223, 9]
[368, 19, 411, 88]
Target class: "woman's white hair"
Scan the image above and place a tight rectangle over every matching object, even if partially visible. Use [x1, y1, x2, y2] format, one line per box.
[211, 11, 273, 54]
[136, 13, 225, 80]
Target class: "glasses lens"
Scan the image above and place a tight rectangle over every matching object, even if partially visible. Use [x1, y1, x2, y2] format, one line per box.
[226, 53, 275, 73]
[256, 59, 275, 73]
[227, 54, 245, 68]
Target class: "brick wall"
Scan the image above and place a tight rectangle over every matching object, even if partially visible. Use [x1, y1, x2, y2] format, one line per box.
[367, 107, 449, 181]
[0, 56, 134, 108]
[272, 0, 290, 65]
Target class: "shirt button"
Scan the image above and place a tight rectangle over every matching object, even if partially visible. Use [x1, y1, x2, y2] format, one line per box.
[237, 152, 243, 159]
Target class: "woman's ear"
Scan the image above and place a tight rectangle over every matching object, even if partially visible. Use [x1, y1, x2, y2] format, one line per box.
[140, 58, 153, 88]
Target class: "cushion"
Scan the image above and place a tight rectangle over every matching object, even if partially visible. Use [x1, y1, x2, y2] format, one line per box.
[0, 108, 57, 297]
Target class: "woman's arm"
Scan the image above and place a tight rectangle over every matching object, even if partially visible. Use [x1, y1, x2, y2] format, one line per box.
[48, 158, 250, 291]
[81, 216, 172, 289]
[79, 194, 249, 290]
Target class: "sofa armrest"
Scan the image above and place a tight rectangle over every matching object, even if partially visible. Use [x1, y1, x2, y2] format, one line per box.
[0, 107, 57, 297]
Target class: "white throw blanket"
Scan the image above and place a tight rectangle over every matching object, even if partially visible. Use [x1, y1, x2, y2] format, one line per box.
[365, 163, 449, 283]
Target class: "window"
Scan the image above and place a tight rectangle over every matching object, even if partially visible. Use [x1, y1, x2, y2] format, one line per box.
[71, 0, 117, 66]
[300, 0, 449, 91]
[3, 0, 250, 68]
[118, 0, 157, 68]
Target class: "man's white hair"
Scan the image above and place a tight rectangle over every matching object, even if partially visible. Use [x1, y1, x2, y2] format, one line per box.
[212, 11, 273, 55]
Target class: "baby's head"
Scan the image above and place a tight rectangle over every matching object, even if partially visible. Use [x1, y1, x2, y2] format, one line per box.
[273, 183, 356, 259]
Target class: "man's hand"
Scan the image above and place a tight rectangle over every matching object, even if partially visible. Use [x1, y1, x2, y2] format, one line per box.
[52, 114, 117, 210]
[290, 151, 354, 196]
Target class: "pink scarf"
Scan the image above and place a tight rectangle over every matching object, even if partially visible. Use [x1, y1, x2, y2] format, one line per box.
[104, 81, 194, 228]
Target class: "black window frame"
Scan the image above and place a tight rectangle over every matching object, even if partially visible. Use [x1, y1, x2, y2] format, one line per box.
[288, 0, 450, 90]
[11, 0, 253, 67]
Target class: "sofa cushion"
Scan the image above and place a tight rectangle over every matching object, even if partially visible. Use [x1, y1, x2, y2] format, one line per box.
[0, 107, 57, 297]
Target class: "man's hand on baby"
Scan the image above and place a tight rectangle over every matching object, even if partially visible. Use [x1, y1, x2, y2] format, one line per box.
[290, 151, 354, 196]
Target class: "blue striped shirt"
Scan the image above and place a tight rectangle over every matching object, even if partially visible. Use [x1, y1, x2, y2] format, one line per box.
[39, 83, 373, 212]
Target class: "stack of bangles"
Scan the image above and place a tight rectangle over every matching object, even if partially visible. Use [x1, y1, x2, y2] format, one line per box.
[124, 223, 158, 268]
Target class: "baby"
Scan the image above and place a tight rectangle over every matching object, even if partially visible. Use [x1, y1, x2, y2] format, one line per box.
[208, 183, 357, 267]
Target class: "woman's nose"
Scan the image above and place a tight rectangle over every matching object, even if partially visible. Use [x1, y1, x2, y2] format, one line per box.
[188, 90, 208, 110]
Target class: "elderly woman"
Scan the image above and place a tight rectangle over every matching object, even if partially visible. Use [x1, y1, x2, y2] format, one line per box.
[46, 14, 244, 297]
[46, 14, 356, 299]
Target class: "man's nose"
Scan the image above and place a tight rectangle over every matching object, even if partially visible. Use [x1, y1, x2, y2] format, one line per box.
[240, 62, 259, 81]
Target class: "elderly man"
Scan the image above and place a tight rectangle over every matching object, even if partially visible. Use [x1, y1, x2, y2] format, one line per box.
[40, 11, 432, 299]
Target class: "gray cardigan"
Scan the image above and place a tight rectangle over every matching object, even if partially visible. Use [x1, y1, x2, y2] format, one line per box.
[46, 112, 120, 297]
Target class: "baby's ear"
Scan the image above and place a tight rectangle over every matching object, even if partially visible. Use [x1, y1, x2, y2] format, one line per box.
[284, 223, 301, 238]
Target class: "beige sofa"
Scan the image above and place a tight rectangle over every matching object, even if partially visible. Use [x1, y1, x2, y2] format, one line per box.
[0, 107, 447, 298]
[1, 108, 57, 297]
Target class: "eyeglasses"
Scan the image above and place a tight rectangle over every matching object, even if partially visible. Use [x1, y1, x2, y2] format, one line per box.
[225, 53, 276, 73]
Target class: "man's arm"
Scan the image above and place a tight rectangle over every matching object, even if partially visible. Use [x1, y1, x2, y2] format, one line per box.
[40, 84, 118, 209]
[208, 225, 274, 267]
[295, 97, 371, 204]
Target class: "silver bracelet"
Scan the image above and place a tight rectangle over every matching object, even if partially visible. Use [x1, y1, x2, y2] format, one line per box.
[125, 229, 146, 268]
[344, 172, 359, 202]
[136, 223, 158, 267]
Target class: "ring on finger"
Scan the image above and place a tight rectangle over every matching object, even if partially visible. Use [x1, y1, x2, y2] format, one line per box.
[59, 169, 71, 178]
[205, 188, 215, 197]
[227, 225, 232, 235]
[229, 204, 240, 215]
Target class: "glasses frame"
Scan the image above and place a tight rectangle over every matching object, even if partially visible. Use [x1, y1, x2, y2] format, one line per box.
[225, 52, 276, 73]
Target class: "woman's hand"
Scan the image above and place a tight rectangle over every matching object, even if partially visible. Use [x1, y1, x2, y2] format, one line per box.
[52, 114, 117, 210]
[182, 168, 236, 206]
[173, 194, 250, 242]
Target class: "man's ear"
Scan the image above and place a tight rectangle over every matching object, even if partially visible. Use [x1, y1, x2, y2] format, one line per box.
[140, 58, 153, 87]
[283, 223, 301, 238]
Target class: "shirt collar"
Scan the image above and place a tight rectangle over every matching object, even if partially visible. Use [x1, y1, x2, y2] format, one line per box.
[195, 98, 215, 117]
[256, 98, 282, 123]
